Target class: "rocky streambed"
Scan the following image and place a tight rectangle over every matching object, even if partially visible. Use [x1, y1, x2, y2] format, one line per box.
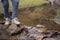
[0, 23, 60, 40]
[0, 2, 60, 40]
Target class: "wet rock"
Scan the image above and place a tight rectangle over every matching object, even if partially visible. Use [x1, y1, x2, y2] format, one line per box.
[26, 33, 44, 40]
[14, 32, 35, 40]
[36, 24, 45, 28]
[3, 25, 10, 30]
[46, 0, 55, 5]
[28, 27, 37, 34]
[19, 35, 34, 40]
[6, 24, 28, 36]
[57, 35, 60, 40]
[54, 0, 60, 6]
[6, 24, 20, 35]
[47, 0, 60, 6]
[19, 25, 28, 34]
[36, 35, 43, 40]
[43, 38, 57, 40]
[27, 26, 47, 34]
[1, 24, 60, 40]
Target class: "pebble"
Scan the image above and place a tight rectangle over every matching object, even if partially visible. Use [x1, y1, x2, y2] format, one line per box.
[43, 38, 57, 40]
[36, 24, 45, 28]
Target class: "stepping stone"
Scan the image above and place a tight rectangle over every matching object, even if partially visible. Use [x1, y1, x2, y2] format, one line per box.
[6, 24, 20, 35]
[6, 24, 28, 35]
[35, 35, 43, 40]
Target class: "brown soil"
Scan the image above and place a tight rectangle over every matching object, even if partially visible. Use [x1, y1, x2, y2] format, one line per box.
[0, 4, 60, 31]
[18, 4, 60, 31]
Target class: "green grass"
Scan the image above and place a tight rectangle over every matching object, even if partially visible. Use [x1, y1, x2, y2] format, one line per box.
[56, 10, 60, 14]
[55, 10, 60, 19]
[19, 0, 46, 8]
[0, 0, 46, 13]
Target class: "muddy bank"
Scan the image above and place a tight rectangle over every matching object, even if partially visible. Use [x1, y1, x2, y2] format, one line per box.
[18, 4, 60, 31]
[0, 4, 60, 31]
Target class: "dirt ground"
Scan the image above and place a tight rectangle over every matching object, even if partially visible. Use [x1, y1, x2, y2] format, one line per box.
[18, 4, 60, 31]
[0, 4, 60, 31]
[0, 3, 60, 40]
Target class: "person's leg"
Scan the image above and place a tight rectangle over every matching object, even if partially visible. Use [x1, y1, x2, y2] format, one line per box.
[1, 0, 10, 18]
[1, 0, 10, 25]
[11, 0, 19, 18]
[11, 0, 20, 24]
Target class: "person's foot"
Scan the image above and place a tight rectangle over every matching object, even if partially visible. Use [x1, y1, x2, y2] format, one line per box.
[12, 18, 20, 25]
[5, 18, 10, 25]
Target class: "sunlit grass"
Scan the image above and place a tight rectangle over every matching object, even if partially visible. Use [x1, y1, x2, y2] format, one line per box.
[19, 0, 46, 8]
[0, 0, 46, 11]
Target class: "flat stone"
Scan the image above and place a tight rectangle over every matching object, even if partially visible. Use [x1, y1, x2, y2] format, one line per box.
[35, 35, 43, 40]
[6, 24, 20, 35]
[43, 38, 57, 40]
[36, 24, 45, 28]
